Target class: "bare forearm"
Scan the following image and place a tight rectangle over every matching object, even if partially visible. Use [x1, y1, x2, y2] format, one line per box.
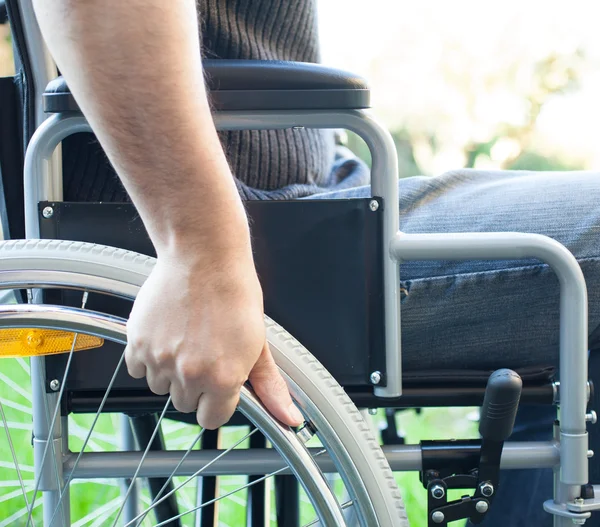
[32, 0, 249, 257]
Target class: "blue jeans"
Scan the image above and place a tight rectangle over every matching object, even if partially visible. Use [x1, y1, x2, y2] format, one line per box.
[308, 168, 600, 525]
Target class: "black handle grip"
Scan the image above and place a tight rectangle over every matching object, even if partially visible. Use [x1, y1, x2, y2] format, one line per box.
[479, 369, 522, 441]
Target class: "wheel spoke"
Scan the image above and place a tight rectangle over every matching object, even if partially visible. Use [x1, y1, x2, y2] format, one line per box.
[0, 400, 34, 526]
[26, 292, 88, 527]
[125, 427, 260, 527]
[111, 395, 173, 527]
[133, 428, 205, 526]
[152, 448, 328, 527]
[48, 350, 126, 526]
[303, 500, 355, 527]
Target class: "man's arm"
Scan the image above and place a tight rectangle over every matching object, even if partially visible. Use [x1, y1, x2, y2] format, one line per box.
[32, 0, 303, 429]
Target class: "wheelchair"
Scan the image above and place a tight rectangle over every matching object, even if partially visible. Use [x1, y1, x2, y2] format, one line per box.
[0, 1, 599, 525]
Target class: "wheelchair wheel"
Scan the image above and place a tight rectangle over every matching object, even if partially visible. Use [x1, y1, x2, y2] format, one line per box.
[0, 239, 407, 527]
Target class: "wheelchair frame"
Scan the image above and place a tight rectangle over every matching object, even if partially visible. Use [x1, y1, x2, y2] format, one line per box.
[3, 0, 599, 524]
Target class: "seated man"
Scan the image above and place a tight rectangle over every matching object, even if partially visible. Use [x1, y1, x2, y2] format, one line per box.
[32, 0, 598, 525]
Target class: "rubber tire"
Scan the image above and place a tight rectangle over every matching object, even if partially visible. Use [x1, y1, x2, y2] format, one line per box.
[0, 239, 408, 526]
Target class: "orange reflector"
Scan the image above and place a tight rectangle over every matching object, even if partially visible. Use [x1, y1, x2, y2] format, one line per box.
[0, 329, 103, 358]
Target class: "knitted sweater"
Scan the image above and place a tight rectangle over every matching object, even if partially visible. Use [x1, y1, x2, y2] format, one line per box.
[62, 0, 367, 202]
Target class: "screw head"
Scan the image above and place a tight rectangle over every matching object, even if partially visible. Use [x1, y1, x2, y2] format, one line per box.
[572, 519, 586, 525]
[586, 411, 597, 424]
[42, 206, 54, 219]
[475, 500, 489, 514]
[431, 484, 445, 500]
[480, 482, 494, 497]
[574, 497, 585, 505]
[431, 511, 445, 524]
[370, 371, 381, 385]
[369, 200, 379, 212]
[49, 379, 60, 391]
[368, 408, 378, 415]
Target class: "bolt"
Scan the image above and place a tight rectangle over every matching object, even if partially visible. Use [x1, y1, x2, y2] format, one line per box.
[480, 482, 494, 497]
[369, 200, 379, 212]
[574, 498, 585, 506]
[430, 484, 445, 500]
[49, 379, 60, 391]
[431, 511, 445, 524]
[475, 500, 489, 514]
[368, 408, 378, 415]
[292, 126, 305, 131]
[586, 411, 597, 424]
[42, 206, 54, 219]
[370, 371, 381, 385]
[588, 450, 595, 458]
[572, 519, 586, 525]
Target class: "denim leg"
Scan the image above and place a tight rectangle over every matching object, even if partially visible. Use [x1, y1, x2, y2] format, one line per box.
[307, 169, 600, 524]
[308, 169, 600, 369]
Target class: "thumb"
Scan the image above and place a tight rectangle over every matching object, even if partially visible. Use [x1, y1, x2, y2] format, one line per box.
[248, 342, 304, 427]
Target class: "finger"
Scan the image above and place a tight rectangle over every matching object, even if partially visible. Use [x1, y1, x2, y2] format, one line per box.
[145, 368, 171, 396]
[196, 390, 240, 430]
[248, 342, 304, 427]
[170, 381, 202, 414]
[124, 344, 146, 379]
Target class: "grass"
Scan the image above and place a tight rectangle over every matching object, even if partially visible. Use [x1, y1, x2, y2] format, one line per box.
[0, 356, 478, 526]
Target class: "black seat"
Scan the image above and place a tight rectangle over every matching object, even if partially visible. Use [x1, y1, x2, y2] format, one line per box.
[43, 60, 371, 113]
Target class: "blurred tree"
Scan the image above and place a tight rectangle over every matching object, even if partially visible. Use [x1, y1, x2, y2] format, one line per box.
[348, 48, 587, 177]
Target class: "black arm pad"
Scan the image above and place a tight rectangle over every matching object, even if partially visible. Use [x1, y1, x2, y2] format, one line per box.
[43, 60, 370, 113]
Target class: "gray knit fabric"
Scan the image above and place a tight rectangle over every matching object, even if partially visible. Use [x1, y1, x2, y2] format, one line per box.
[63, 0, 368, 202]
[199, 0, 339, 199]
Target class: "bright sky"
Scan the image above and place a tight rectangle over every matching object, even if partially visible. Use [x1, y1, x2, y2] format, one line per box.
[317, 0, 600, 171]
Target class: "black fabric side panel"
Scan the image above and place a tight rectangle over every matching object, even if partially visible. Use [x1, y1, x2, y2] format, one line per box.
[40, 200, 383, 390]
[6, 0, 34, 147]
[0, 2, 8, 24]
[6, 0, 35, 240]
[0, 77, 23, 239]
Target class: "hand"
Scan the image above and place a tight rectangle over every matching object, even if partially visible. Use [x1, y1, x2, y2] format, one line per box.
[124, 251, 304, 430]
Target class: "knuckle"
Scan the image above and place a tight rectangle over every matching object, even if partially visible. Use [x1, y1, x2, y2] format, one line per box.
[211, 371, 242, 393]
[153, 347, 176, 367]
[126, 363, 142, 379]
[172, 399, 196, 414]
[127, 335, 145, 351]
[148, 381, 169, 396]
[176, 358, 205, 383]
[199, 418, 221, 430]
[197, 412, 228, 430]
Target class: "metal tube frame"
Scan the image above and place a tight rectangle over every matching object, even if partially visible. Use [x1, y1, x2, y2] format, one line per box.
[23, 108, 592, 525]
[15, 2, 65, 523]
[61, 441, 561, 479]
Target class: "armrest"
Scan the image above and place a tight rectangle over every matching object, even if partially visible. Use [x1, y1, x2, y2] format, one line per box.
[43, 60, 370, 113]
